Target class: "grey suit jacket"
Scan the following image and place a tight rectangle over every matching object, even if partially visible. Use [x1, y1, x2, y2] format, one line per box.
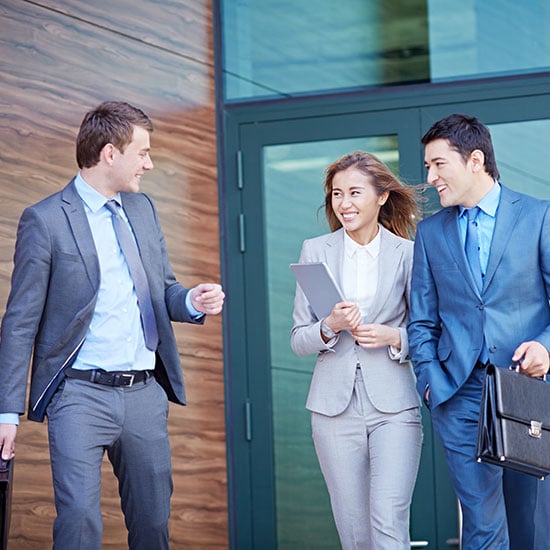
[291, 226, 420, 417]
[408, 185, 550, 409]
[0, 179, 203, 422]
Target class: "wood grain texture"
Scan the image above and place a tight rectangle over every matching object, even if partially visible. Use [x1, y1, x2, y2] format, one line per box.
[0, 0, 227, 548]
[36, 0, 213, 65]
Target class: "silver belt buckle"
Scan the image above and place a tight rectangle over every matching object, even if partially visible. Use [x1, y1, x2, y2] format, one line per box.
[121, 373, 135, 387]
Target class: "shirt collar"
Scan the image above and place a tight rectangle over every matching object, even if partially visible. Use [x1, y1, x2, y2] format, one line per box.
[74, 172, 122, 213]
[344, 226, 381, 259]
[459, 180, 501, 218]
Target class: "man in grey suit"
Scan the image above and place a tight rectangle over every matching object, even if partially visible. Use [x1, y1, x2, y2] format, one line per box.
[0, 101, 224, 549]
[408, 113, 550, 549]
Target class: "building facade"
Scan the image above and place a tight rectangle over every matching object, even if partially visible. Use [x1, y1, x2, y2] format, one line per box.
[216, 1, 550, 548]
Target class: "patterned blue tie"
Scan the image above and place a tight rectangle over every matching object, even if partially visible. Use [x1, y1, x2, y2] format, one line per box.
[465, 207, 483, 291]
[105, 200, 159, 351]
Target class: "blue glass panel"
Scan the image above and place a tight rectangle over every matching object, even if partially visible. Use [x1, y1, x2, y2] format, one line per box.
[264, 136, 398, 548]
[221, 0, 549, 101]
[489, 120, 550, 200]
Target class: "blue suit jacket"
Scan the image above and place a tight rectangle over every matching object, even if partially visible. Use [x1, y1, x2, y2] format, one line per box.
[0, 180, 203, 421]
[408, 185, 550, 409]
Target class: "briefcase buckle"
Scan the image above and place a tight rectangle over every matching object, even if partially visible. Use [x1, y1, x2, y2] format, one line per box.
[529, 420, 543, 439]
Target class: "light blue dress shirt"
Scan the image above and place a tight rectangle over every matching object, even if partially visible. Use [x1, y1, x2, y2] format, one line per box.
[72, 174, 156, 373]
[0, 174, 201, 425]
[458, 181, 501, 279]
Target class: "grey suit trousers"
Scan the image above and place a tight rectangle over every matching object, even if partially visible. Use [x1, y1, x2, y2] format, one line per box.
[312, 367, 422, 549]
[46, 375, 172, 550]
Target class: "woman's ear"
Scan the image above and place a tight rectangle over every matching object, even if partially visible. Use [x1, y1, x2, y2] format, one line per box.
[378, 190, 389, 206]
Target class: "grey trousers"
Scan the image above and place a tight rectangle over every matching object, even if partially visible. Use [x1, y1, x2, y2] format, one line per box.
[312, 367, 422, 550]
[46, 375, 172, 550]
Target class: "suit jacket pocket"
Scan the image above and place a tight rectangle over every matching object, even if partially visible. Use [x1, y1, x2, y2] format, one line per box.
[56, 251, 84, 263]
[431, 261, 459, 273]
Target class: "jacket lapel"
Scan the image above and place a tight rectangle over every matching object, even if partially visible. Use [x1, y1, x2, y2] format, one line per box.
[121, 195, 161, 296]
[324, 229, 345, 294]
[443, 206, 481, 297]
[366, 227, 404, 322]
[484, 186, 522, 290]
[120, 194, 154, 269]
[61, 180, 99, 288]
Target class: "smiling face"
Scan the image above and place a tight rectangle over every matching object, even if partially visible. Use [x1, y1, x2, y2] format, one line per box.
[424, 138, 487, 208]
[331, 166, 388, 245]
[108, 126, 154, 195]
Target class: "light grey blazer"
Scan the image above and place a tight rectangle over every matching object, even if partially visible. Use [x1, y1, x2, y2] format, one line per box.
[291, 226, 420, 417]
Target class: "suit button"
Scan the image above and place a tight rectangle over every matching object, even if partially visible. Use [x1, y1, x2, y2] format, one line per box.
[477, 304, 484, 310]
[489, 345, 497, 353]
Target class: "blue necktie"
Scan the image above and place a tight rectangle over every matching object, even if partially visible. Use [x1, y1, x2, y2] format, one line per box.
[465, 207, 483, 291]
[105, 200, 159, 351]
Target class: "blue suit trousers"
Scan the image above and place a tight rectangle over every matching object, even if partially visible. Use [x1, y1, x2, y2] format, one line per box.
[431, 367, 550, 549]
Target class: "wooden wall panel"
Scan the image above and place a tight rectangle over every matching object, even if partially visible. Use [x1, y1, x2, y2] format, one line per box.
[0, 0, 227, 548]
[35, 0, 213, 64]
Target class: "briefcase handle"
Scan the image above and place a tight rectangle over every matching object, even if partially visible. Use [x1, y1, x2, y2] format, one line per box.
[509, 363, 547, 382]
[0, 445, 11, 473]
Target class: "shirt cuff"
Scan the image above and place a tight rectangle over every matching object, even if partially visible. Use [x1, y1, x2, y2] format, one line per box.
[388, 345, 403, 360]
[185, 291, 205, 319]
[0, 413, 19, 426]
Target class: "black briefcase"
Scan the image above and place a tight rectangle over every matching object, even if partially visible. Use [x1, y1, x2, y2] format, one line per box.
[476, 363, 550, 479]
[0, 457, 13, 550]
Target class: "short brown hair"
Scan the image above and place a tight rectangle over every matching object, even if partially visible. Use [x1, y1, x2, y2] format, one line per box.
[76, 101, 153, 169]
[421, 113, 500, 179]
[323, 151, 419, 239]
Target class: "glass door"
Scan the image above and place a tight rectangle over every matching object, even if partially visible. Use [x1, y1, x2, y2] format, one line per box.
[223, 92, 550, 549]
[233, 109, 457, 549]
[265, 135, 398, 549]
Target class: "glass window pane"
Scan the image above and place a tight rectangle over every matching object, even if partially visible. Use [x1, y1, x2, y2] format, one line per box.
[221, 0, 549, 101]
[429, 2, 550, 83]
[263, 136, 398, 549]
[489, 120, 550, 200]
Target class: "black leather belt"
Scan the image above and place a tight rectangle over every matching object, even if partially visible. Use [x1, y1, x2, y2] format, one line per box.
[65, 367, 153, 387]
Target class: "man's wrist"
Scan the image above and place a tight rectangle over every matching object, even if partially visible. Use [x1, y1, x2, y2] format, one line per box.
[0, 413, 19, 426]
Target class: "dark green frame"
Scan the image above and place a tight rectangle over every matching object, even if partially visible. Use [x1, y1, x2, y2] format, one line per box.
[217, 72, 550, 549]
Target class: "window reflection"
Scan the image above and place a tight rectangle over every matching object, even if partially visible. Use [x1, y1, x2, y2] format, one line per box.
[489, 120, 550, 200]
[263, 136, 399, 548]
[221, 0, 549, 101]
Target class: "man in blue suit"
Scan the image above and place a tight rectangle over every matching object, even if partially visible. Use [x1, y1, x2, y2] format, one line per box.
[408, 113, 550, 549]
[0, 101, 225, 549]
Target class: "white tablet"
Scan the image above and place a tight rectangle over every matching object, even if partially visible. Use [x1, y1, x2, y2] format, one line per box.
[290, 262, 344, 319]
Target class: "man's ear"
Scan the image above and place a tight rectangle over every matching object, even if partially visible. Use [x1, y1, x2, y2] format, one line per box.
[470, 149, 485, 173]
[101, 143, 116, 166]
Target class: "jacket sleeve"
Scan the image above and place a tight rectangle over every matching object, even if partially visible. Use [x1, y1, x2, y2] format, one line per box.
[388, 241, 413, 364]
[0, 207, 52, 414]
[142, 194, 203, 325]
[535, 203, 550, 351]
[407, 224, 442, 398]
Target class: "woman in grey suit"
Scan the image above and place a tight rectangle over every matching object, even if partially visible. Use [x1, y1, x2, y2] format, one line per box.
[291, 151, 423, 549]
